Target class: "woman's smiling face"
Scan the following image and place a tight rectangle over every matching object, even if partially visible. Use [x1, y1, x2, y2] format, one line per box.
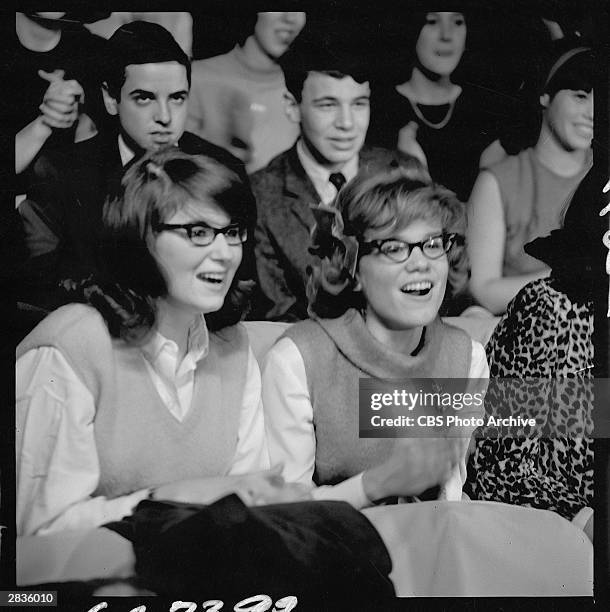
[542, 88, 594, 152]
[357, 217, 449, 335]
[415, 12, 467, 77]
[151, 199, 242, 317]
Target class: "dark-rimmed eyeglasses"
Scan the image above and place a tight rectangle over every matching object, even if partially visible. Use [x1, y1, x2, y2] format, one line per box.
[153, 222, 248, 247]
[359, 233, 462, 263]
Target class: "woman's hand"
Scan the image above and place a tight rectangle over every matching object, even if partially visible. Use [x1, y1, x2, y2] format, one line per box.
[152, 465, 312, 507]
[231, 466, 312, 505]
[38, 69, 84, 131]
[362, 437, 461, 502]
[397, 121, 428, 168]
[16, 70, 85, 173]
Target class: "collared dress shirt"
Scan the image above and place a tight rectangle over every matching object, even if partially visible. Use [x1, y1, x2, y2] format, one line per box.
[296, 139, 359, 205]
[16, 315, 268, 535]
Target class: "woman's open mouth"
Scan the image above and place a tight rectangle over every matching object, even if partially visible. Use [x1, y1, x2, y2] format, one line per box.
[197, 272, 225, 285]
[400, 281, 432, 296]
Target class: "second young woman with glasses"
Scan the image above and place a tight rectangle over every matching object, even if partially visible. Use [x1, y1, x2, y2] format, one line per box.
[262, 166, 489, 508]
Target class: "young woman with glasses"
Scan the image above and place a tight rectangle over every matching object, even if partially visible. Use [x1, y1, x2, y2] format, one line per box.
[16, 148, 308, 536]
[262, 165, 489, 508]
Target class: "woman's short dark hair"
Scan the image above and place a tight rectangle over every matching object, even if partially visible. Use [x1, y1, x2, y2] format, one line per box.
[232, 11, 259, 46]
[86, 148, 256, 341]
[307, 166, 467, 319]
[380, 10, 469, 84]
[542, 43, 594, 99]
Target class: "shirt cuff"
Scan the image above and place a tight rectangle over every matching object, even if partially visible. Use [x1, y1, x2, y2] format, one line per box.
[311, 472, 371, 509]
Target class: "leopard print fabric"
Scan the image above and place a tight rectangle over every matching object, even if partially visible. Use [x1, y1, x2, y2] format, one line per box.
[464, 278, 594, 520]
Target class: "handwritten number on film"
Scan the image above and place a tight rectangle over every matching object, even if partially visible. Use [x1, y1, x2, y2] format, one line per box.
[86, 596, 298, 612]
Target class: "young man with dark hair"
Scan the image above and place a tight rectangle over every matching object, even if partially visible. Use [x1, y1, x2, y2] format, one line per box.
[251, 32, 409, 321]
[18, 21, 246, 312]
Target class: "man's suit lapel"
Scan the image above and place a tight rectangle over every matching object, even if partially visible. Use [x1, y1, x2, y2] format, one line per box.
[283, 145, 321, 231]
[100, 132, 125, 201]
[68, 135, 120, 209]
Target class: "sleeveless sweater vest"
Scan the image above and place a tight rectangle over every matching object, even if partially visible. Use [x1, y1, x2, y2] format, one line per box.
[17, 304, 249, 498]
[487, 147, 592, 277]
[282, 309, 471, 486]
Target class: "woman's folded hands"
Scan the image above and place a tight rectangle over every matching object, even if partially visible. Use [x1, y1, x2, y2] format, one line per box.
[151, 464, 313, 507]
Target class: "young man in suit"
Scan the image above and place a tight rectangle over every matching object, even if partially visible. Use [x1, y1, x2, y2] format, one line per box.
[18, 21, 246, 311]
[250, 32, 406, 321]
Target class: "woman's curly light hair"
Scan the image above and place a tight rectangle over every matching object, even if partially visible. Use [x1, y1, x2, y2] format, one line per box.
[307, 165, 468, 319]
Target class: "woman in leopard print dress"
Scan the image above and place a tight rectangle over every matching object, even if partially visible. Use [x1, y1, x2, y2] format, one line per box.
[465, 166, 606, 538]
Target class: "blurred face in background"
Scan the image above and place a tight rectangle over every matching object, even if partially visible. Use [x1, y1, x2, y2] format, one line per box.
[415, 12, 466, 77]
[253, 12, 306, 59]
[542, 88, 594, 152]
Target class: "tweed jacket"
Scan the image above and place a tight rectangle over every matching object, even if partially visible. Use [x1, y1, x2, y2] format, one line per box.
[250, 143, 404, 321]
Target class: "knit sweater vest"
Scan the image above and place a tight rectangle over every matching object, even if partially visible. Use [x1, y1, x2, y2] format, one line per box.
[283, 309, 471, 486]
[17, 304, 248, 498]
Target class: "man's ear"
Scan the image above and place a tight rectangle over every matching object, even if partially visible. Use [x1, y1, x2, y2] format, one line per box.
[353, 273, 362, 292]
[102, 82, 119, 116]
[284, 91, 301, 124]
[539, 93, 550, 109]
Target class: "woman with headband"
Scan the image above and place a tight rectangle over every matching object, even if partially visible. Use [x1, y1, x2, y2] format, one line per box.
[467, 42, 594, 315]
[16, 149, 307, 536]
[262, 165, 488, 508]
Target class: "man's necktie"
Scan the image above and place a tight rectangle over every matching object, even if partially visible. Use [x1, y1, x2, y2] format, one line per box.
[329, 172, 346, 194]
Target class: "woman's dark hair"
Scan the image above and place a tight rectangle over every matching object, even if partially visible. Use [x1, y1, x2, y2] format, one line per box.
[79, 148, 256, 341]
[307, 165, 467, 319]
[233, 12, 259, 46]
[379, 10, 469, 84]
[499, 38, 595, 153]
[542, 42, 594, 99]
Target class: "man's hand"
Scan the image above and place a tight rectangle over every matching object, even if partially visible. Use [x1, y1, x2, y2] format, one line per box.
[38, 69, 84, 131]
[362, 437, 461, 502]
